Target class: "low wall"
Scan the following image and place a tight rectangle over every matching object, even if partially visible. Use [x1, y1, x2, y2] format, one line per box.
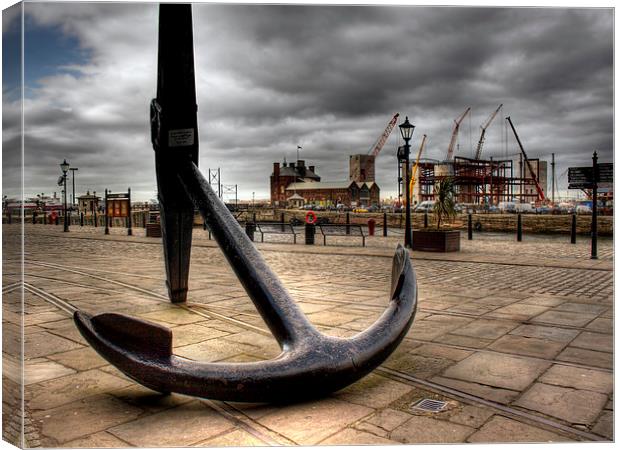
[237, 209, 613, 237]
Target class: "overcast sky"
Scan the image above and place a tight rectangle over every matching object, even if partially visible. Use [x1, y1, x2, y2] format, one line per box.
[2, 3, 613, 202]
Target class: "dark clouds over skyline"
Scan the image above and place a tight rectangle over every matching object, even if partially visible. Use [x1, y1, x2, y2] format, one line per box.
[2, 3, 614, 201]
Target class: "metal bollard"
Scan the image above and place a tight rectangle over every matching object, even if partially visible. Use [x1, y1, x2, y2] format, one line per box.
[105, 215, 110, 235]
[245, 222, 255, 241]
[203, 220, 207, 231]
[468, 213, 472, 240]
[94, 212, 98, 227]
[346, 212, 350, 235]
[281, 212, 285, 232]
[55, 216, 60, 226]
[305, 222, 315, 245]
[32, 211, 36, 224]
[253, 212, 257, 223]
[517, 213, 522, 242]
[383, 212, 388, 237]
[570, 213, 577, 244]
[424, 212, 428, 228]
[80, 213, 84, 226]
[8, 213, 11, 224]
[368, 218, 376, 236]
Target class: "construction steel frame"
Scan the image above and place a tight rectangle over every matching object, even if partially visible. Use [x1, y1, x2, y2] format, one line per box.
[416, 156, 543, 205]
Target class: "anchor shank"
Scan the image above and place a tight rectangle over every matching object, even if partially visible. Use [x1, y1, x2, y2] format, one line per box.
[151, 4, 199, 303]
[178, 161, 319, 348]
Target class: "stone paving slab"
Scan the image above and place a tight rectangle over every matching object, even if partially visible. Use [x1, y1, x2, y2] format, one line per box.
[32, 394, 144, 445]
[515, 383, 608, 424]
[255, 398, 374, 445]
[539, 365, 613, 394]
[390, 415, 476, 443]
[441, 352, 551, 391]
[108, 401, 236, 447]
[467, 416, 572, 442]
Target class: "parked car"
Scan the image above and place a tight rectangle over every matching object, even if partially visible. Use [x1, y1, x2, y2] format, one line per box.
[367, 205, 380, 212]
[575, 204, 592, 214]
[535, 205, 552, 214]
[413, 200, 435, 213]
[498, 201, 517, 213]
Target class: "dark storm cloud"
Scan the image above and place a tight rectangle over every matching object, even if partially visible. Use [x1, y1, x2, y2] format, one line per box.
[2, 4, 613, 200]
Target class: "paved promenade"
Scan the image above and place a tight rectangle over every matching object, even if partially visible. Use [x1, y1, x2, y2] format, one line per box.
[2, 224, 614, 446]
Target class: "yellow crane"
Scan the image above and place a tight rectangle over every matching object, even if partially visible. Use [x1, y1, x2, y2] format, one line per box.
[409, 134, 427, 204]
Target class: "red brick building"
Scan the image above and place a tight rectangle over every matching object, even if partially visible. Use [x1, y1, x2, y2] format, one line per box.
[270, 159, 380, 207]
[271, 160, 320, 206]
[286, 181, 379, 207]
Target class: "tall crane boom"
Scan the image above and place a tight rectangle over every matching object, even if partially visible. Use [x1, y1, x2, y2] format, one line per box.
[409, 134, 427, 203]
[474, 104, 502, 160]
[506, 116, 546, 202]
[445, 107, 471, 161]
[368, 113, 400, 157]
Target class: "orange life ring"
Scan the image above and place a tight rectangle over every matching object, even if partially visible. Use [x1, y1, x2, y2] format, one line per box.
[305, 211, 317, 224]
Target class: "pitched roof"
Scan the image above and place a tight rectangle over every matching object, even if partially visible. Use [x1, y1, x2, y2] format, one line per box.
[287, 193, 305, 200]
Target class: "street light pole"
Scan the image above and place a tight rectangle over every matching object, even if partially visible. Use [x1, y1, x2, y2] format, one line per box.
[60, 159, 70, 232]
[398, 117, 415, 249]
[70, 167, 78, 208]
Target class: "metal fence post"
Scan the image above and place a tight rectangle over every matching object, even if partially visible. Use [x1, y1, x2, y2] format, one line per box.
[245, 222, 255, 241]
[127, 188, 133, 236]
[305, 223, 315, 245]
[105, 189, 110, 235]
[517, 213, 522, 242]
[383, 212, 388, 237]
[570, 213, 577, 244]
[346, 212, 350, 235]
[468, 213, 472, 240]
[424, 212, 428, 228]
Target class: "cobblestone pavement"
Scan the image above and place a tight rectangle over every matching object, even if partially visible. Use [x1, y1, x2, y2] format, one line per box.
[2, 224, 614, 446]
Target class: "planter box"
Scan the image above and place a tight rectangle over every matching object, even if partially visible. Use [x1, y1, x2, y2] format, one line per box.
[412, 230, 460, 252]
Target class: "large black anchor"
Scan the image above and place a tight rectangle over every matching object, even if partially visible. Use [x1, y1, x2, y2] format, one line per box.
[74, 4, 417, 403]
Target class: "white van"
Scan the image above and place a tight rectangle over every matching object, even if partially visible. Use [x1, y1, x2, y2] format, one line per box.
[498, 201, 516, 213]
[514, 203, 533, 213]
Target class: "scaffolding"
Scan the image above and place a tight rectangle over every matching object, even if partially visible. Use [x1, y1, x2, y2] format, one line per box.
[415, 157, 544, 205]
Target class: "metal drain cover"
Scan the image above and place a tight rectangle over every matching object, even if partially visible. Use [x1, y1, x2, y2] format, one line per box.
[411, 398, 448, 413]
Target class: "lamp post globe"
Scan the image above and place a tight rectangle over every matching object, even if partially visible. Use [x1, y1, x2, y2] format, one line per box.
[398, 117, 415, 248]
[60, 159, 70, 174]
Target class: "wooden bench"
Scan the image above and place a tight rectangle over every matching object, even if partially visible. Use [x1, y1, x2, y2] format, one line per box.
[145, 223, 162, 238]
[256, 222, 298, 244]
[318, 224, 365, 247]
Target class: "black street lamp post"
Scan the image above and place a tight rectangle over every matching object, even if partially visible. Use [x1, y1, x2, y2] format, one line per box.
[398, 117, 415, 248]
[60, 159, 70, 232]
[70, 167, 78, 208]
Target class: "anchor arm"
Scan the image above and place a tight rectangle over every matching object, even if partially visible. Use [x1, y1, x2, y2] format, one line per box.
[177, 160, 319, 349]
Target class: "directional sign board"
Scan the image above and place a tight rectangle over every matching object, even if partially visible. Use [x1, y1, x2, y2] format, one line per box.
[568, 163, 613, 189]
[598, 163, 613, 183]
